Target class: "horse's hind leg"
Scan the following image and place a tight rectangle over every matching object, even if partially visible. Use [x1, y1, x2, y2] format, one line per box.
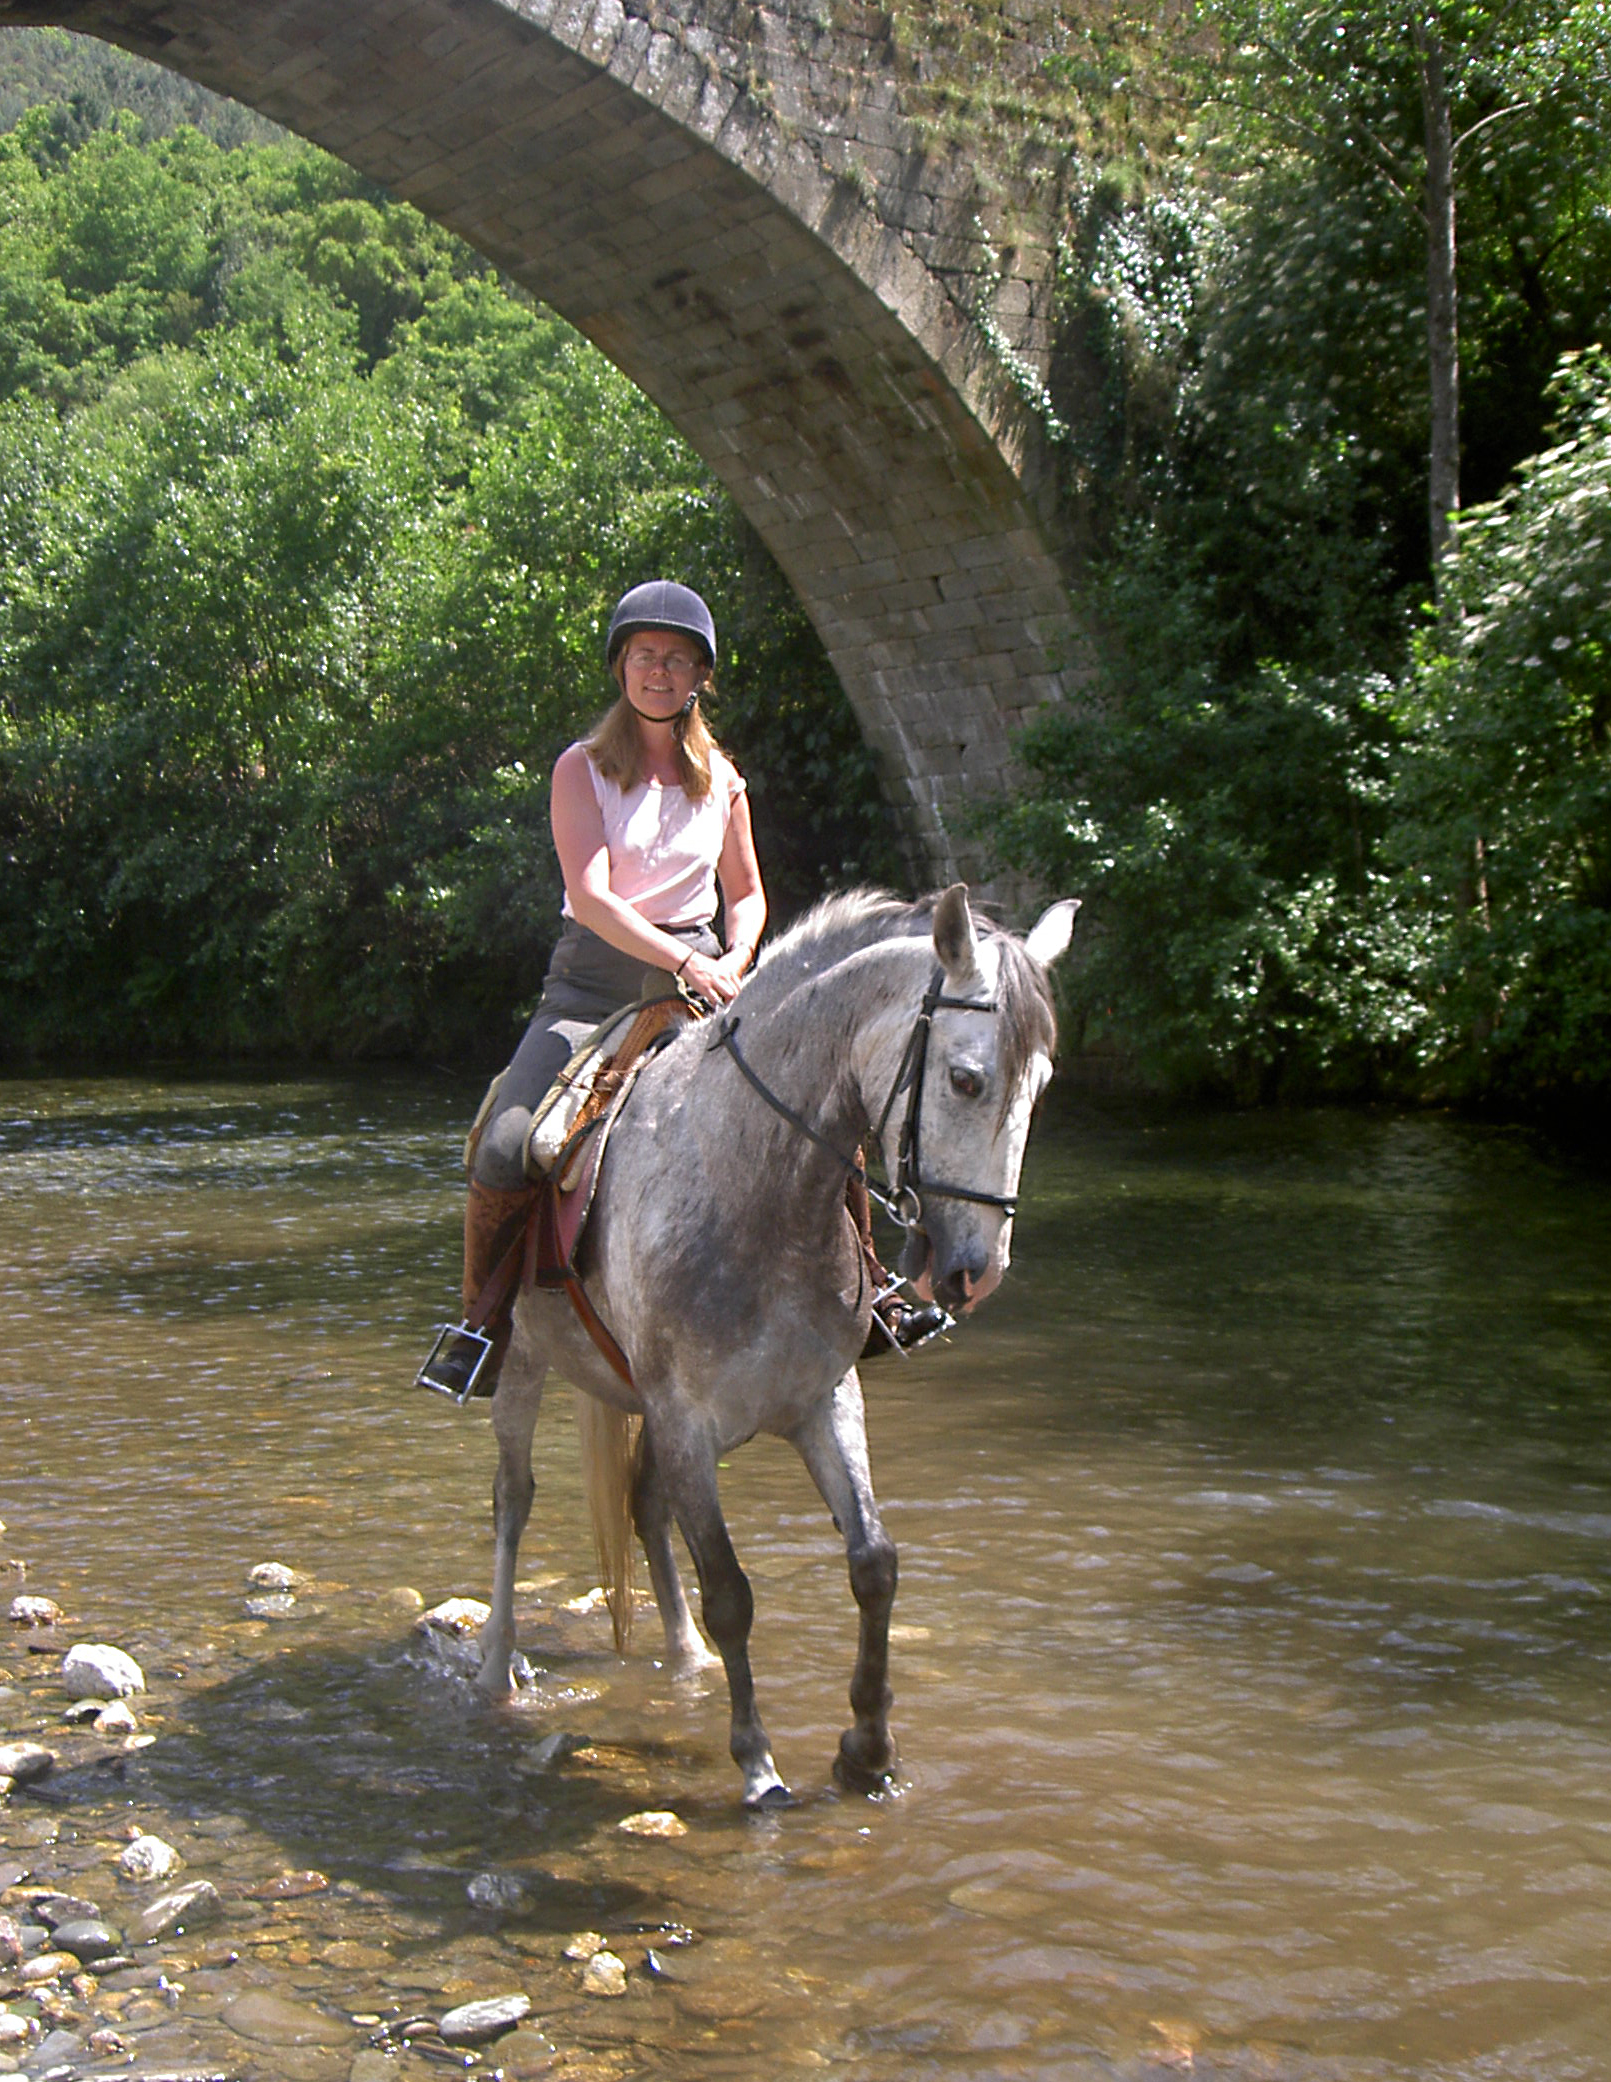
[652, 1413, 789, 1808]
[633, 1431, 718, 1672]
[791, 1370, 900, 1793]
[476, 1345, 547, 1696]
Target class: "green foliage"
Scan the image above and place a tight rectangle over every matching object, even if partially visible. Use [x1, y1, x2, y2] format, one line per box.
[0, 97, 895, 1068]
[1394, 348, 1611, 1101]
[996, 0, 1611, 1110]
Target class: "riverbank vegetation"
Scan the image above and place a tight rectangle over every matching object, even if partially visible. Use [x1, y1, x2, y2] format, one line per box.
[981, 0, 1611, 1113]
[1, 19, 1608, 1118]
[0, 36, 896, 1067]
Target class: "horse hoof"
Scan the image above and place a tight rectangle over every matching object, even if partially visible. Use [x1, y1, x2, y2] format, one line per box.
[743, 1780, 796, 1812]
[833, 1736, 899, 1795]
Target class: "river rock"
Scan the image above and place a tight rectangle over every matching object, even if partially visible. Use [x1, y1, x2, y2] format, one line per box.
[580, 1951, 628, 1998]
[438, 1993, 531, 2045]
[617, 1809, 687, 1839]
[244, 1870, 328, 1900]
[562, 1931, 605, 1960]
[466, 1871, 528, 1914]
[49, 1919, 120, 1965]
[134, 1879, 221, 1942]
[118, 1835, 180, 1883]
[245, 1593, 297, 1619]
[61, 1644, 145, 1700]
[7, 1597, 61, 1628]
[87, 2026, 129, 2057]
[417, 1597, 490, 1637]
[247, 1562, 298, 1591]
[17, 1950, 77, 1984]
[0, 2014, 32, 2048]
[0, 1919, 20, 1970]
[32, 2026, 86, 2067]
[92, 1700, 138, 1735]
[0, 1745, 54, 1786]
[33, 1893, 99, 1928]
[222, 1988, 351, 2046]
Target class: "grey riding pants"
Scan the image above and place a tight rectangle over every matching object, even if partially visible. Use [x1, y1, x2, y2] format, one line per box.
[471, 916, 719, 1191]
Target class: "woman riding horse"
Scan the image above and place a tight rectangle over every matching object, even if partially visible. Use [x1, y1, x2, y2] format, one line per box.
[459, 579, 936, 1399]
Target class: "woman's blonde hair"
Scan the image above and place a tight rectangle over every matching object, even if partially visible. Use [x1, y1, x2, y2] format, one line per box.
[584, 680, 719, 799]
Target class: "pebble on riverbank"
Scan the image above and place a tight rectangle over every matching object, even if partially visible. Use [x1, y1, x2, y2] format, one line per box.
[247, 1562, 299, 1591]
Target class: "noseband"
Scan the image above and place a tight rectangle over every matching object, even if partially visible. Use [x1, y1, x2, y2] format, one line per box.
[709, 965, 1019, 1233]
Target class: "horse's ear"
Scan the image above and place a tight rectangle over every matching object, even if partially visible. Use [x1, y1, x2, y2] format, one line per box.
[1024, 898, 1080, 969]
[932, 883, 982, 982]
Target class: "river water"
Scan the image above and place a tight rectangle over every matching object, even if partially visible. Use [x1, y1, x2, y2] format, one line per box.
[3, 1075, 1610, 2081]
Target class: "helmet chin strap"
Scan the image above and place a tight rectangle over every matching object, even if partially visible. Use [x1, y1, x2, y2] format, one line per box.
[626, 690, 700, 722]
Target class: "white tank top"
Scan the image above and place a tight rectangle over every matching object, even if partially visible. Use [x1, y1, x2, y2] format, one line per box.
[561, 747, 746, 928]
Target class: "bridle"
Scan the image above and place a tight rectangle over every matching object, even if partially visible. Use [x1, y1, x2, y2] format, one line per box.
[708, 964, 1020, 1234]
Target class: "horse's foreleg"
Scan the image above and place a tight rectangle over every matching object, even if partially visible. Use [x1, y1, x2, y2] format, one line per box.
[632, 1430, 718, 1672]
[654, 1417, 789, 1808]
[791, 1369, 900, 1793]
[476, 1350, 546, 1696]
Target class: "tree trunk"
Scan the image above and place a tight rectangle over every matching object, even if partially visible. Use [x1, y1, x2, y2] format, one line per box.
[1414, 13, 1460, 587]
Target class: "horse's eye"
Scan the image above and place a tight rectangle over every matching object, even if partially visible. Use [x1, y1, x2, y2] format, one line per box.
[949, 1065, 985, 1099]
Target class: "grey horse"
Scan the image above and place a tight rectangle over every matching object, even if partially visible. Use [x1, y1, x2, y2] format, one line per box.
[477, 883, 1077, 1806]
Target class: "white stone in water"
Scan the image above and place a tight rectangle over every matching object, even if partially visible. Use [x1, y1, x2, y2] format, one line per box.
[61, 1644, 145, 1700]
[0, 2014, 32, 2047]
[437, 1993, 531, 2045]
[133, 1879, 221, 1942]
[617, 1810, 687, 1839]
[92, 1701, 138, 1735]
[117, 1835, 180, 1883]
[7, 1596, 61, 1628]
[0, 1744, 55, 1785]
[562, 1931, 605, 1960]
[247, 1562, 297, 1591]
[580, 1951, 628, 1998]
[416, 1598, 490, 1638]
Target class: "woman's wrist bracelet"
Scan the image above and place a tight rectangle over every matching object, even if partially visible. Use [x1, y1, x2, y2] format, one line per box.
[675, 950, 692, 978]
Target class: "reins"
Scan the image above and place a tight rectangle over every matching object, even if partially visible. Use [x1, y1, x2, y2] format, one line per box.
[708, 963, 1019, 1232]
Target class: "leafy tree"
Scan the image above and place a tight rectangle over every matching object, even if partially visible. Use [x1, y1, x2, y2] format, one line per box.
[1394, 347, 1611, 1102]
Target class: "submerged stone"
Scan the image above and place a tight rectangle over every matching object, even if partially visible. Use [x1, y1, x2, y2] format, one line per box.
[580, 1951, 628, 1998]
[0, 1745, 54, 1786]
[223, 1988, 352, 2046]
[134, 1879, 221, 1942]
[117, 1835, 180, 1883]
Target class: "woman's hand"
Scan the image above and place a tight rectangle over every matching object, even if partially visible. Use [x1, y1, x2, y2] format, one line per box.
[678, 947, 746, 1007]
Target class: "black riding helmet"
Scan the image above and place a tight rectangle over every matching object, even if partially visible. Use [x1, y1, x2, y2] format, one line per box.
[605, 580, 717, 672]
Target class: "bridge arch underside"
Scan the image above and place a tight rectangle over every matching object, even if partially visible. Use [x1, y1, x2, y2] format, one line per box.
[11, 0, 1085, 892]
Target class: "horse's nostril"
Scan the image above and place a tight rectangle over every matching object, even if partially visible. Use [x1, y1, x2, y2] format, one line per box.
[934, 1269, 970, 1311]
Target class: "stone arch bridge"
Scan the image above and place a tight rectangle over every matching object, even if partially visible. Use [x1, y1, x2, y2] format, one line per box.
[5, 0, 1087, 893]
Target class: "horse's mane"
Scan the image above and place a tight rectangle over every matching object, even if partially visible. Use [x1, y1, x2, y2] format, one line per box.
[748, 886, 1057, 1099]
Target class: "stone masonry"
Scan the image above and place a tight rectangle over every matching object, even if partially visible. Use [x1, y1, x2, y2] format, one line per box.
[3, 0, 1088, 895]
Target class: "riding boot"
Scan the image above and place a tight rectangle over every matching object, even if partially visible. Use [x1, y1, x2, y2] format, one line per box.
[846, 1164, 949, 1360]
[460, 1178, 539, 1397]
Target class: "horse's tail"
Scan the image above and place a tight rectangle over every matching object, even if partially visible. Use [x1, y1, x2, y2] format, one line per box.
[576, 1396, 641, 1653]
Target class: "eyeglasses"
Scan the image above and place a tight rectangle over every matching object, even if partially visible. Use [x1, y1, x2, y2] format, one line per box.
[623, 646, 703, 676]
